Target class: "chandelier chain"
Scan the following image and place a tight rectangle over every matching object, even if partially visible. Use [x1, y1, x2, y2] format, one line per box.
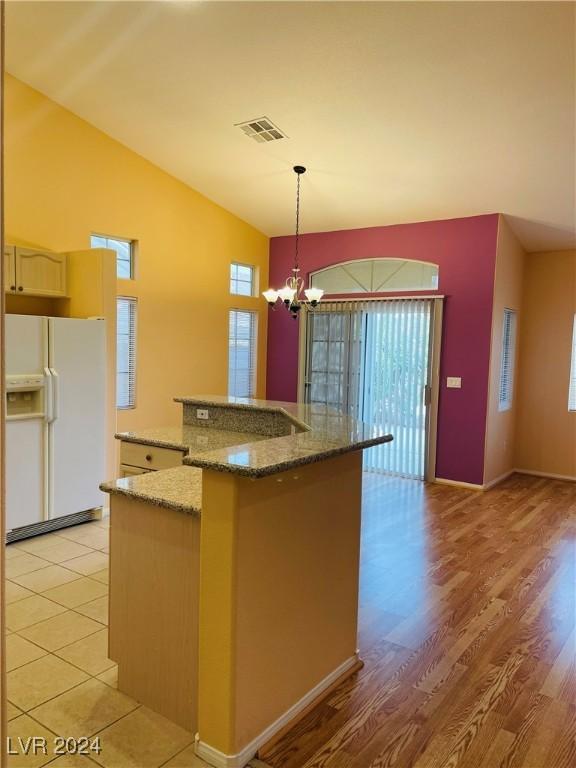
[262, 164, 323, 317]
[294, 171, 301, 272]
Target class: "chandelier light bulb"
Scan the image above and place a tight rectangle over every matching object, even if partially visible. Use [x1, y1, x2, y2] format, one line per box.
[304, 288, 324, 306]
[278, 286, 296, 303]
[262, 289, 279, 305]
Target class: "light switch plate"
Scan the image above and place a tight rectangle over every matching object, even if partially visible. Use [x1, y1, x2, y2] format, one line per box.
[447, 377, 462, 389]
[196, 409, 209, 420]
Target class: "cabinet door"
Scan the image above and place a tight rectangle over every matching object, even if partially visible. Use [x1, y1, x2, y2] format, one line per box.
[4, 245, 16, 293]
[15, 247, 67, 297]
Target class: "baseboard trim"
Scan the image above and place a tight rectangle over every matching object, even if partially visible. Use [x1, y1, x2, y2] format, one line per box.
[482, 470, 515, 490]
[514, 469, 576, 482]
[434, 477, 484, 491]
[435, 470, 513, 491]
[436, 469, 576, 491]
[195, 653, 360, 768]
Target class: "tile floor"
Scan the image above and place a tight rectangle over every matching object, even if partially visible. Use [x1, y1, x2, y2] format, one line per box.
[5, 517, 216, 768]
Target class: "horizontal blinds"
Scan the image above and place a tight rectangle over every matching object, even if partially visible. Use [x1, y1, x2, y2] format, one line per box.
[229, 309, 257, 398]
[499, 309, 517, 411]
[117, 297, 137, 409]
[569, 315, 576, 411]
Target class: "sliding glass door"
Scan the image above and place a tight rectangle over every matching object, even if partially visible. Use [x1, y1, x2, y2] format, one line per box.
[305, 309, 364, 414]
[304, 299, 438, 480]
[361, 300, 432, 478]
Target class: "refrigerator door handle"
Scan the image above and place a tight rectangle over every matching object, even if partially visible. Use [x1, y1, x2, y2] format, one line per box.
[44, 368, 54, 423]
[50, 368, 60, 422]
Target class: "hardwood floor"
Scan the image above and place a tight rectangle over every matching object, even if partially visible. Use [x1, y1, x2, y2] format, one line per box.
[261, 473, 576, 768]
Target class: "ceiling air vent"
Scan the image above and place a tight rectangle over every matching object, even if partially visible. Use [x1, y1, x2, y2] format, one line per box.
[236, 117, 287, 143]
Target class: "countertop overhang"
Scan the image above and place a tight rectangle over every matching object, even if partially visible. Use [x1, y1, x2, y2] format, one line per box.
[100, 466, 202, 515]
[114, 424, 268, 454]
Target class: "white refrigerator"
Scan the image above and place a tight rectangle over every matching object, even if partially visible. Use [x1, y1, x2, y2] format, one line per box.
[6, 314, 106, 536]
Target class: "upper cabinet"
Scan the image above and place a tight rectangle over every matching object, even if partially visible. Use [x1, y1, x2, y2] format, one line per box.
[4, 245, 16, 292]
[5, 246, 68, 298]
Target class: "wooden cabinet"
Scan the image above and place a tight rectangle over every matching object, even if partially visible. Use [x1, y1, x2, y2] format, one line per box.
[5, 246, 67, 297]
[119, 440, 185, 477]
[4, 245, 16, 292]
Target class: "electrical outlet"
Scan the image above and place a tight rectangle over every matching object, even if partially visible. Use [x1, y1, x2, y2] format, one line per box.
[447, 377, 462, 389]
[196, 409, 209, 420]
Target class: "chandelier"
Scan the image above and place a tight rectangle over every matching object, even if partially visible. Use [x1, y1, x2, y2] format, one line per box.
[262, 165, 324, 318]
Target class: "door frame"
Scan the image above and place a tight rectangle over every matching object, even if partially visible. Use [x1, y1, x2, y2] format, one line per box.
[1, 1, 7, 762]
[298, 296, 444, 482]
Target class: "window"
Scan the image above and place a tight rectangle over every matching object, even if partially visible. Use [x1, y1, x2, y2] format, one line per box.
[499, 309, 517, 412]
[230, 263, 255, 296]
[91, 234, 135, 279]
[228, 310, 257, 398]
[117, 297, 137, 409]
[569, 315, 576, 411]
[310, 258, 439, 295]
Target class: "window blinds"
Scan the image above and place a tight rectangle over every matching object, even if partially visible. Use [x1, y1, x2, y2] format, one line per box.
[228, 309, 257, 398]
[499, 309, 517, 412]
[117, 297, 137, 409]
[361, 300, 432, 479]
[306, 298, 433, 479]
[569, 314, 576, 412]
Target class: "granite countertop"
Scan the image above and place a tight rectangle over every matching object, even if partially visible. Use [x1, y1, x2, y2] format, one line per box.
[178, 396, 394, 478]
[100, 466, 202, 515]
[103, 396, 393, 508]
[116, 424, 268, 454]
[175, 394, 313, 432]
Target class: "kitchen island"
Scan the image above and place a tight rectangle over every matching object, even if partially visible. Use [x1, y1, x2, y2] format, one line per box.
[101, 396, 393, 768]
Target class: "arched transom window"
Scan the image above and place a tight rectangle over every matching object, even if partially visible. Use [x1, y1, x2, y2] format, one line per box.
[310, 258, 439, 294]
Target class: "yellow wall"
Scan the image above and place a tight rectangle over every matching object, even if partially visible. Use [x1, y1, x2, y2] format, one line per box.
[515, 250, 576, 479]
[4, 74, 269, 435]
[483, 215, 525, 486]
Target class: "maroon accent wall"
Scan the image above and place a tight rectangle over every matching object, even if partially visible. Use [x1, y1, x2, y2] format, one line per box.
[266, 214, 499, 485]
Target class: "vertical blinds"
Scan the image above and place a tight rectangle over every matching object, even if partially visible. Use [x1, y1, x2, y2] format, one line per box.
[569, 314, 576, 412]
[362, 299, 432, 479]
[229, 309, 257, 398]
[117, 297, 137, 409]
[499, 309, 517, 411]
[306, 298, 433, 479]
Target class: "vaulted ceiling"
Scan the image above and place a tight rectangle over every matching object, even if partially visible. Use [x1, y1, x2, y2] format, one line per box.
[5, 1, 575, 251]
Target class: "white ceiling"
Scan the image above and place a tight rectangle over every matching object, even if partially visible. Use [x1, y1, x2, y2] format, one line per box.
[5, 1, 576, 251]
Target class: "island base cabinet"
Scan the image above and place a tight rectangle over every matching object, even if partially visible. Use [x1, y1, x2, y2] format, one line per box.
[107, 450, 363, 766]
[197, 451, 363, 767]
[108, 496, 200, 733]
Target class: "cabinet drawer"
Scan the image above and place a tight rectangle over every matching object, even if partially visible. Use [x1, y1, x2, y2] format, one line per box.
[119, 464, 151, 478]
[120, 441, 184, 471]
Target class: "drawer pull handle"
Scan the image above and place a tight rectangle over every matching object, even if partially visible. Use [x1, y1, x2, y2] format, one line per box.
[145, 454, 152, 462]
